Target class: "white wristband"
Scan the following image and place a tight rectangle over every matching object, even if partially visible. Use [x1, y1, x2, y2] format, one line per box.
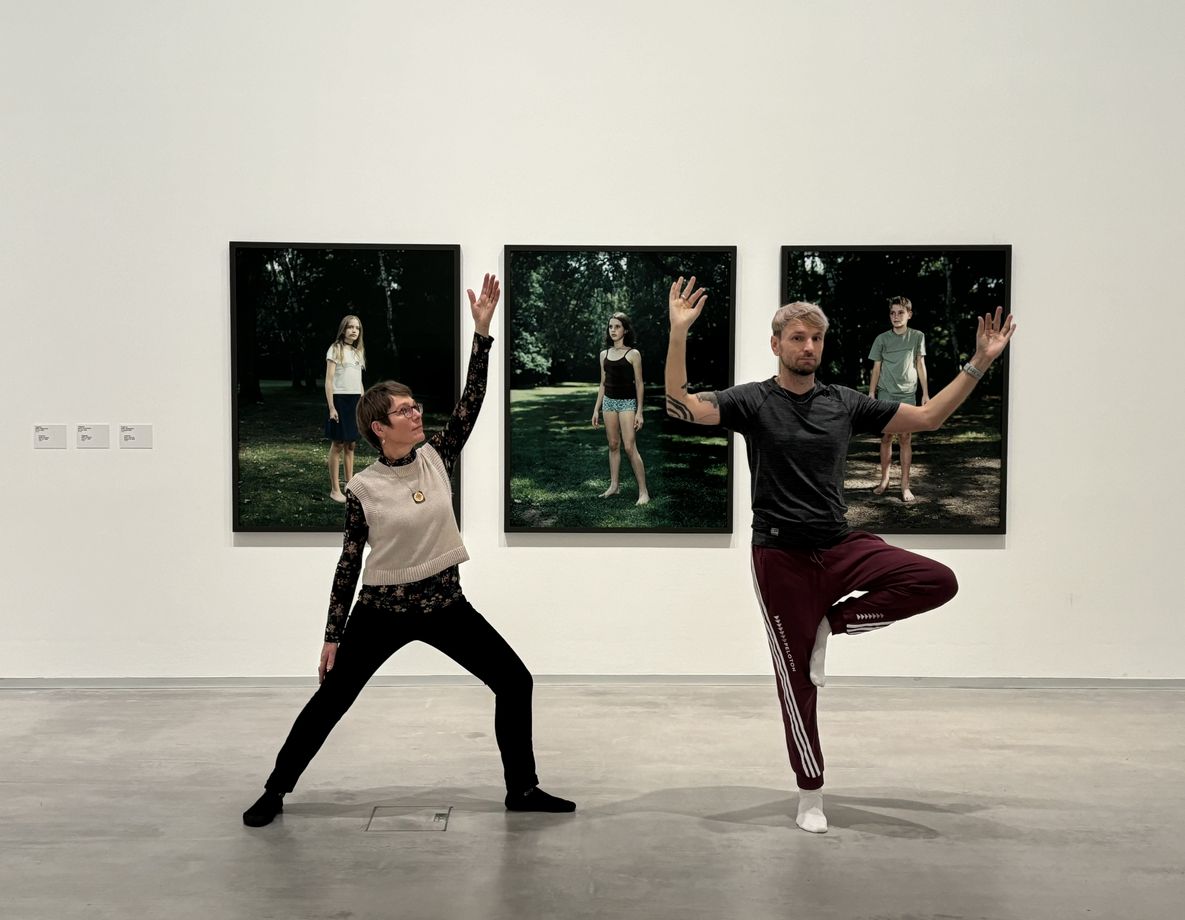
[961, 362, 985, 381]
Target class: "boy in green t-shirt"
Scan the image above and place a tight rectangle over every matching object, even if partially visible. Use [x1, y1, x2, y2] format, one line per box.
[868, 296, 929, 501]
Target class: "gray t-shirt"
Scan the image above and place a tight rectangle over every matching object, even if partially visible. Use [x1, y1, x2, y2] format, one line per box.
[716, 378, 900, 548]
[868, 328, 926, 397]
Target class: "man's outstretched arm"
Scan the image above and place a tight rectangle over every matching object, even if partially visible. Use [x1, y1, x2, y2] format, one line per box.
[884, 307, 1016, 434]
[664, 276, 721, 426]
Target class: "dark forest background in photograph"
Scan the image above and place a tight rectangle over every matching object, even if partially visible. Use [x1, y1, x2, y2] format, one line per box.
[782, 246, 1010, 534]
[506, 246, 735, 532]
[232, 243, 459, 532]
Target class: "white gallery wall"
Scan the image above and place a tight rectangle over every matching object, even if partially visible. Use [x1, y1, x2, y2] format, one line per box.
[2, 0, 1182, 679]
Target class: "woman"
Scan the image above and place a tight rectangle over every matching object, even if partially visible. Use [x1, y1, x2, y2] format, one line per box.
[244, 274, 575, 827]
[590, 312, 650, 505]
[325, 314, 366, 503]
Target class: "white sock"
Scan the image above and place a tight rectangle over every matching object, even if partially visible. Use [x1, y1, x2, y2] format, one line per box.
[809, 616, 831, 688]
[796, 789, 828, 834]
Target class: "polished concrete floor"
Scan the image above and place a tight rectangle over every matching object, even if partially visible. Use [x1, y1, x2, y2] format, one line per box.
[1, 682, 1182, 920]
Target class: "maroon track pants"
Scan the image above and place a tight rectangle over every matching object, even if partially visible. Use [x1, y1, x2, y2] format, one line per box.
[751, 531, 958, 791]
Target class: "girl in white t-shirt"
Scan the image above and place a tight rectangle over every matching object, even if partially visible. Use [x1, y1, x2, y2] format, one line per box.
[324, 314, 366, 503]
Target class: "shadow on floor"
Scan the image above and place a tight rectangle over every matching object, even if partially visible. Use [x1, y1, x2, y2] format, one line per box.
[285, 783, 1011, 840]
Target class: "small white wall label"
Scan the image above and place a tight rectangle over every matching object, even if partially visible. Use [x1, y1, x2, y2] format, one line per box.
[34, 424, 68, 449]
[77, 424, 111, 449]
[119, 424, 153, 449]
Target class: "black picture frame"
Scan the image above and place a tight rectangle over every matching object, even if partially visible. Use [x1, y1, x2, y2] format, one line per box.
[505, 245, 736, 534]
[781, 244, 1011, 535]
[231, 242, 461, 533]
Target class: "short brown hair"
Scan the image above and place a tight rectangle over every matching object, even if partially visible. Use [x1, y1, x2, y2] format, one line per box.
[772, 301, 830, 336]
[888, 295, 912, 312]
[357, 380, 414, 450]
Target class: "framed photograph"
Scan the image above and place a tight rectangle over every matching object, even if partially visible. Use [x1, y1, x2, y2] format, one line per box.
[231, 243, 460, 533]
[505, 245, 736, 533]
[781, 245, 1011, 535]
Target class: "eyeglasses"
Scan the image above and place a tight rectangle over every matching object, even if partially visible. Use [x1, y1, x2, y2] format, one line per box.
[387, 402, 424, 420]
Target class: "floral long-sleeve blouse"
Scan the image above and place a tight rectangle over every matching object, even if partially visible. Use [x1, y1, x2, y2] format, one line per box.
[323, 333, 491, 642]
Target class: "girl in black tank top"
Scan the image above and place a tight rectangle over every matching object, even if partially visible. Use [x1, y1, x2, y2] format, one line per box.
[590, 312, 650, 505]
[602, 348, 637, 399]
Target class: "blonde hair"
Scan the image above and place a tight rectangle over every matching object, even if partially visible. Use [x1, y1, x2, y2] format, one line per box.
[771, 301, 830, 336]
[330, 314, 367, 368]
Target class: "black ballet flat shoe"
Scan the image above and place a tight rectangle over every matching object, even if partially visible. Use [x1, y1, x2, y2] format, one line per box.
[505, 786, 576, 813]
[242, 790, 284, 827]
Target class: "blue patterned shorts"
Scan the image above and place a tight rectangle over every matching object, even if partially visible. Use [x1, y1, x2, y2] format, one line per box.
[602, 397, 638, 413]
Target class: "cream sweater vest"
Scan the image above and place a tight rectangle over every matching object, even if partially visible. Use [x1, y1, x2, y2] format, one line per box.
[346, 445, 469, 584]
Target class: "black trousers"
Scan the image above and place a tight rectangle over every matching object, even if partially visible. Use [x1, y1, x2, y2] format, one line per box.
[265, 596, 539, 795]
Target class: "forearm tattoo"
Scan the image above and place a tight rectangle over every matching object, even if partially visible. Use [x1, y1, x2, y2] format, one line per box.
[666, 394, 694, 421]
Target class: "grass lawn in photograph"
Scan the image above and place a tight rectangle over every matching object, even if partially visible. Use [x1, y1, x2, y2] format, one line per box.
[844, 397, 1004, 532]
[237, 381, 450, 531]
[508, 383, 728, 531]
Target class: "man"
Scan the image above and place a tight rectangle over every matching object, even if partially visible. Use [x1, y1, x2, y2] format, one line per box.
[664, 277, 1014, 834]
[868, 295, 930, 501]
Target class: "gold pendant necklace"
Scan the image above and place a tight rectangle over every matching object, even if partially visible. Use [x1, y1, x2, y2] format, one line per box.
[390, 457, 426, 503]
